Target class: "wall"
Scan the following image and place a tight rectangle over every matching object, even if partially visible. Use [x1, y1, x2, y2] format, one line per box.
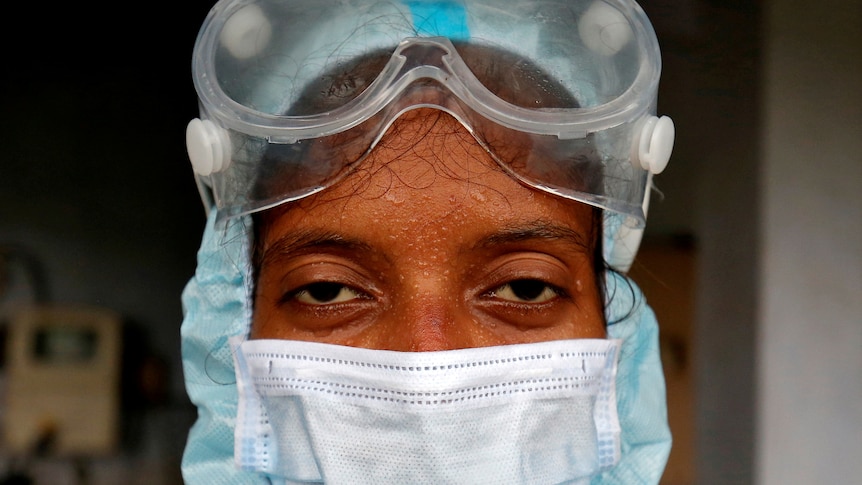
[0, 2, 215, 482]
[758, 1, 862, 483]
[648, 1, 862, 482]
[642, 1, 762, 482]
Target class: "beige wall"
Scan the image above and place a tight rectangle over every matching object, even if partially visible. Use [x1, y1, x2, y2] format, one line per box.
[758, 1, 862, 483]
[641, 0, 861, 482]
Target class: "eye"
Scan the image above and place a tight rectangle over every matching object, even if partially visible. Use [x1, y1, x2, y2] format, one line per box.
[488, 279, 561, 303]
[291, 282, 366, 305]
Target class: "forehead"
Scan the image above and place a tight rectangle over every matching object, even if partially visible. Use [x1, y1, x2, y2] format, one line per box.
[257, 110, 597, 252]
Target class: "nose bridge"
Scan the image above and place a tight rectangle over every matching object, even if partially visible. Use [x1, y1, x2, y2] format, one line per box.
[394, 290, 463, 352]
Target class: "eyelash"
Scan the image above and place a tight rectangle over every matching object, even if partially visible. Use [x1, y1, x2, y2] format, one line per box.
[282, 279, 566, 308]
[485, 279, 566, 304]
[284, 282, 370, 306]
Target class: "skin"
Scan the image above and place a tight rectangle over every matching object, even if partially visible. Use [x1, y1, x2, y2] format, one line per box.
[251, 109, 605, 350]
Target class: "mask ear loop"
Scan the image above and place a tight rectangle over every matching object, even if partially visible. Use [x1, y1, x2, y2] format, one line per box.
[194, 175, 215, 219]
[606, 115, 674, 272]
[606, 175, 651, 273]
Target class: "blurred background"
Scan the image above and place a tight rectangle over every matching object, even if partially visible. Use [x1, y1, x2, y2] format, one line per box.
[0, 0, 859, 484]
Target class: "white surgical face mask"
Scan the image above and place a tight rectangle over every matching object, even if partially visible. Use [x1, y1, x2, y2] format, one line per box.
[232, 337, 622, 484]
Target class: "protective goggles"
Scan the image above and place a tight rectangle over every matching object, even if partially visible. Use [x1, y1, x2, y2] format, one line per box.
[186, 0, 674, 228]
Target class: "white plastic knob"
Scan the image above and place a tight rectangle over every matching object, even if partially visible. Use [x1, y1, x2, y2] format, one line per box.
[220, 4, 272, 59]
[636, 115, 674, 174]
[578, 2, 633, 56]
[186, 118, 231, 176]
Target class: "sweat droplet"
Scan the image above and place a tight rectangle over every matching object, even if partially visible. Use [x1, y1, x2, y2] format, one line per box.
[384, 191, 404, 205]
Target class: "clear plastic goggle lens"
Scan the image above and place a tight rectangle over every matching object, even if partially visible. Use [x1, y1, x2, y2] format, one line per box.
[188, 0, 670, 227]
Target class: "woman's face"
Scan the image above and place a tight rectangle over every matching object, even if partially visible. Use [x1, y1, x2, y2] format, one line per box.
[252, 109, 605, 350]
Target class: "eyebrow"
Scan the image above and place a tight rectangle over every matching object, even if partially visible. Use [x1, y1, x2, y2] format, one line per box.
[260, 229, 376, 267]
[476, 221, 593, 251]
[259, 220, 593, 268]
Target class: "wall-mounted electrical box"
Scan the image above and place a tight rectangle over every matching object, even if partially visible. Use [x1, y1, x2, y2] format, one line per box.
[3, 306, 121, 456]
